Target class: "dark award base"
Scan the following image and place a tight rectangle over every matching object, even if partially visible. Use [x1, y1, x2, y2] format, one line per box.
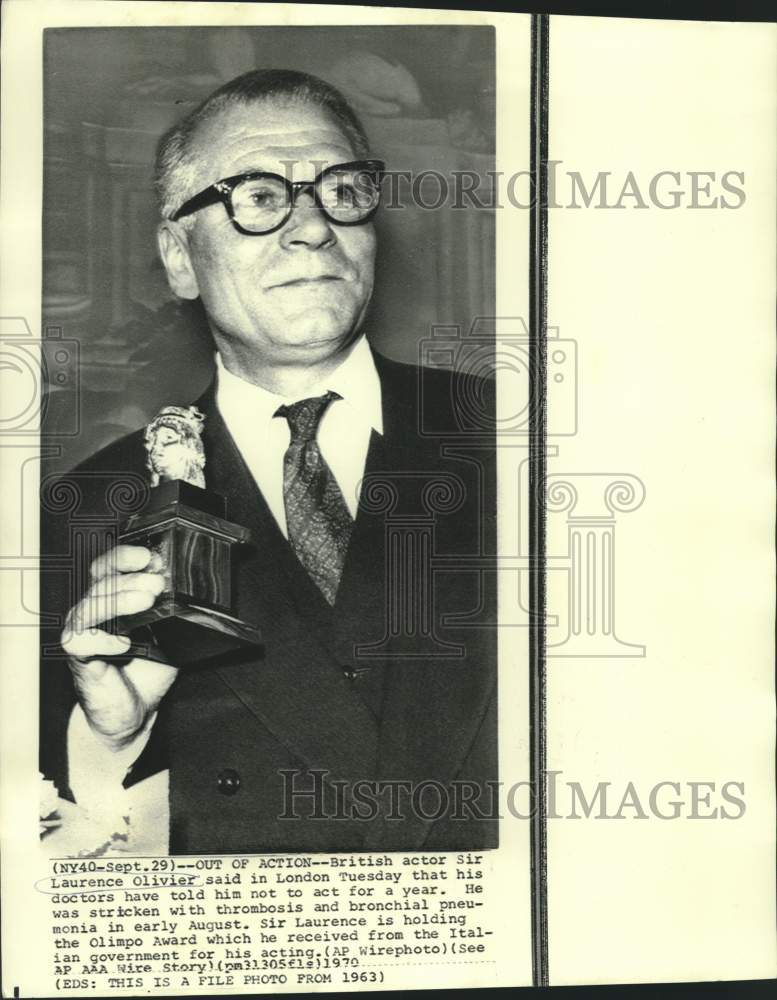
[114, 480, 262, 668]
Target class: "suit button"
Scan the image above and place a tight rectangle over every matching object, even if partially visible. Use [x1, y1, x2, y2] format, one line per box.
[217, 769, 241, 796]
[343, 666, 369, 680]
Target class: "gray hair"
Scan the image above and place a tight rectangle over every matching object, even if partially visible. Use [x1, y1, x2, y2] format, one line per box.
[155, 69, 370, 223]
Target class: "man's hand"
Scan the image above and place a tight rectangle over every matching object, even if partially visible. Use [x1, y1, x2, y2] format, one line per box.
[61, 545, 177, 750]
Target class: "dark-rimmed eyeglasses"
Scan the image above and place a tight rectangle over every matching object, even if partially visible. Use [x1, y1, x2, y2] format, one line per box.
[170, 159, 385, 236]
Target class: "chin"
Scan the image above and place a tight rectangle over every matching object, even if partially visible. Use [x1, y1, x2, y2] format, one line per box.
[277, 310, 357, 351]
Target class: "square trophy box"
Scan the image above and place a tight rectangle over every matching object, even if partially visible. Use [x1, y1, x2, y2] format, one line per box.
[113, 406, 262, 667]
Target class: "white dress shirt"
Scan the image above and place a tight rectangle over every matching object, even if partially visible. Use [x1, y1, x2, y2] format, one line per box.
[65, 335, 383, 834]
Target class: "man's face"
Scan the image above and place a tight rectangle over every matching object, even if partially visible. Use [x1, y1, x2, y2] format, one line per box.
[159, 99, 376, 368]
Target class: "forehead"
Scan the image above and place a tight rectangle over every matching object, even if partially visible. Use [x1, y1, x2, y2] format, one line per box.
[191, 99, 357, 184]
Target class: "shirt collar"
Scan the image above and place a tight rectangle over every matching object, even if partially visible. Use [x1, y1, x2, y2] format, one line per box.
[215, 335, 383, 434]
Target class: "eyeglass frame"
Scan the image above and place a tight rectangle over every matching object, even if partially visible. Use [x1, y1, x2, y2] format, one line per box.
[169, 158, 386, 236]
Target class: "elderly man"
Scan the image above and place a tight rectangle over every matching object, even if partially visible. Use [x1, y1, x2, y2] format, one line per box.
[41, 70, 496, 853]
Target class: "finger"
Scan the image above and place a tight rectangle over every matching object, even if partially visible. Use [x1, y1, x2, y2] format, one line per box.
[90, 545, 152, 582]
[89, 572, 165, 600]
[66, 588, 158, 633]
[62, 628, 131, 662]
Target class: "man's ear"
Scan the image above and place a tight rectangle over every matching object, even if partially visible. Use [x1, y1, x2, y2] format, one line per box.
[157, 221, 200, 300]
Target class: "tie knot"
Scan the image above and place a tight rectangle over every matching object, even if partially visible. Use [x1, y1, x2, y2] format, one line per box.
[274, 390, 341, 443]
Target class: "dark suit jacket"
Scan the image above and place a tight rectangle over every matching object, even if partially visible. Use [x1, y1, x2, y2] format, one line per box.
[40, 351, 497, 853]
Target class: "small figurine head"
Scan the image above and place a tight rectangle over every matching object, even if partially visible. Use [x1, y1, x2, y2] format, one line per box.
[144, 406, 206, 487]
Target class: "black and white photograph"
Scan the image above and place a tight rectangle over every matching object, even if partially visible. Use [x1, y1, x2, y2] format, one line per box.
[37, 24, 503, 856]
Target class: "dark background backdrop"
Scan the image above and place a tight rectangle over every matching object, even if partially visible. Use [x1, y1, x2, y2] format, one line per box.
[42, 25, 496, 471]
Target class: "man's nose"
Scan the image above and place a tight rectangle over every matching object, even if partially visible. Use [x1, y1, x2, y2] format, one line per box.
[280, 189, 335, 250]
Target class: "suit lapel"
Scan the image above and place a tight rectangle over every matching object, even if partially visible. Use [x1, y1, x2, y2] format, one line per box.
[359, 354, 497, 849]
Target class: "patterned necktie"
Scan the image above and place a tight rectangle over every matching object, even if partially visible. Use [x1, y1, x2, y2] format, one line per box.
[274, 391, 354, 605]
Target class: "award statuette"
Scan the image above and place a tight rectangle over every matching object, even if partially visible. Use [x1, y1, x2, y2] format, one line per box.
[114, 405, 262, 667]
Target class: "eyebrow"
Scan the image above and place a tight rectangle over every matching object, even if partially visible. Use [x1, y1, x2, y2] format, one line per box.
[225, 164, 280, 176]
[220, 160, 355, 181]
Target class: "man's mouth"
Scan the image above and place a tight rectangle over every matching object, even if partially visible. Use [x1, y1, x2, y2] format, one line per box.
[270, 275, 344, 289]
